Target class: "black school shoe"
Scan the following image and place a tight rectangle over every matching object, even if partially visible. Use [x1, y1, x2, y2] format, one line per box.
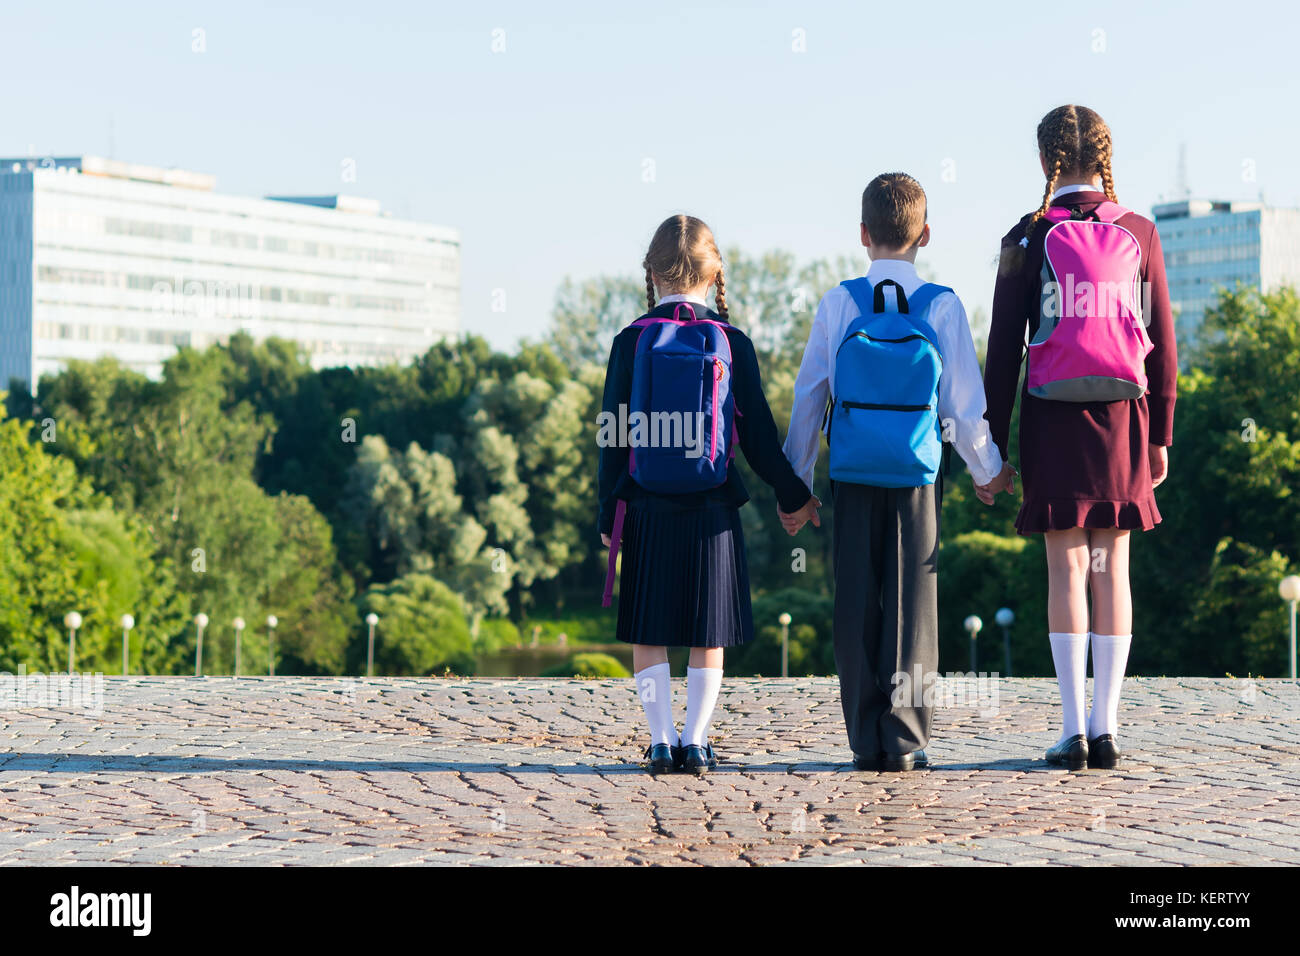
[1045, 734, 1089, 771]
[1087, 734, 1122, 770]
[882, 750, 929, 772]
[680, 742, 718, 775]
[852, 753, 883, 771]
[644, 743, 676, 775]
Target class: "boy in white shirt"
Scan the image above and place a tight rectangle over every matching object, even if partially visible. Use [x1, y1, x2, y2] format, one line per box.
[780, 172, 1014, 771]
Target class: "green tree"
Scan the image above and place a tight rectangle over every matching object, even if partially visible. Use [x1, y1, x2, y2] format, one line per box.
[353, 574, 474, 675]
[0, 406, 188, 674]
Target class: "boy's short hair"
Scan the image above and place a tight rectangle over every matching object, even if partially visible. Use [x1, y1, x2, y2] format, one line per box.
[861, 173, 927, 250]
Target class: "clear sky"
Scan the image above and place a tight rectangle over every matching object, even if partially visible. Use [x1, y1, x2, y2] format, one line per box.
[3, 1, 1296, 351]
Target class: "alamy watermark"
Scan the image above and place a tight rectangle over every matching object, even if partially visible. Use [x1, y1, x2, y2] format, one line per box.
[891, 665, 1001, 718]
[0, 665, 104, 715]
[595, 404, 708, 459]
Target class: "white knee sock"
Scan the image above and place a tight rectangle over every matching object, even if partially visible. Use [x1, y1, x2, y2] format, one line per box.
[1049, 632, 1089, 742]
[634, 663, 677, 746]
[682, 666, 723, 747]
[1087, 632, 1132, 739]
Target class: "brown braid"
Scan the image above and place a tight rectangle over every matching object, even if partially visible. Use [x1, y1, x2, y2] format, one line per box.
[641, 214, 726, 317]
[1024, 105, 1118, 243]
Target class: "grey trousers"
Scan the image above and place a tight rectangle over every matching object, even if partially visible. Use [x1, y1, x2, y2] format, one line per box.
[831, 477, 941, 759]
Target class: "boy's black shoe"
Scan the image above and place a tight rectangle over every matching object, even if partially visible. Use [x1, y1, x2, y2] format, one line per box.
[1086, 735, 1122, 769]
[883, 749, 928, 772]
[644, 743, 676, 775]
[680, 742, 718, 775]
[1045, 734, 1089, 771]
[852, 753, 883, 771]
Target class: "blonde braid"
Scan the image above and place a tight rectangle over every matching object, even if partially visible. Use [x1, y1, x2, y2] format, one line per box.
[714, 269, 728, 319]
[644, 266, 656, 311]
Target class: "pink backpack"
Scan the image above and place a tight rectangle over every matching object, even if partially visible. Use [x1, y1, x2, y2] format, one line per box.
[1027, 202, 1153, 402]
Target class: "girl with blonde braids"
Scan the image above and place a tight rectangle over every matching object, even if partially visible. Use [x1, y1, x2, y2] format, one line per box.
[983, 106, 1178, 771]
[597, 215, 813, 774]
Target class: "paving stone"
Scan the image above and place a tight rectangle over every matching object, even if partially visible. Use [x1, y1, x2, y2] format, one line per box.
[0, 676, 1295, 865]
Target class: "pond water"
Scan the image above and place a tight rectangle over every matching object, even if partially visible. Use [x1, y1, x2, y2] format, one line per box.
[474, 643, 691, 677]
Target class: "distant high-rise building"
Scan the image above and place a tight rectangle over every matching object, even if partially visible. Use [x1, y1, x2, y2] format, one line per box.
[0, 156, 460, 393]
[1153, 198, 1300, 339]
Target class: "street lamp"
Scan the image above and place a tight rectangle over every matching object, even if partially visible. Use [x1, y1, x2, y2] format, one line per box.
[266, 615, 278, 676]
[233, 617, 246, 677]
[995, 607, 1015, 678]
[778, 612, 792, 678]
[1281, 576, 1300, 679]
[194, 613, 209, 677]
[120, 614, 135, 676]
[64, 611, 82, 675]
[964, 614, 983, 673]
[365, 612, 379, 678]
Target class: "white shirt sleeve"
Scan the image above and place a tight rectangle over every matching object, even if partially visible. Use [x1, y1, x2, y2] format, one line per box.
[782, 292, 834, 496]
[932, 292, 1004, 487]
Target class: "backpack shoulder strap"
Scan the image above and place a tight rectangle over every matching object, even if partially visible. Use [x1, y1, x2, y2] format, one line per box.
[1093, 201, 1132, 223]
[839, 277, 875, 320]
[894, 283, 951, 344]
[903, 282, 953, 321]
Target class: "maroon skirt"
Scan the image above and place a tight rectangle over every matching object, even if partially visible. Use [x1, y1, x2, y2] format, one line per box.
[1014, 389, 1162, 535]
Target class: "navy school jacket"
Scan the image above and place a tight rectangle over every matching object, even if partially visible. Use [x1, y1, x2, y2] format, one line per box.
[596, 301, 812, 536]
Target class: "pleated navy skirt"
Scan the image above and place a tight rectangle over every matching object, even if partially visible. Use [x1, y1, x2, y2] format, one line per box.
[614, 498, 754, 648]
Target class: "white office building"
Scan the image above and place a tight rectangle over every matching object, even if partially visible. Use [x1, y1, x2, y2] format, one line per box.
[0, 156, 460, 392]
[1153, 198, 1300, 339]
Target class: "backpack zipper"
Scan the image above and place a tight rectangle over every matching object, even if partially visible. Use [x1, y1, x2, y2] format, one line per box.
[835, 331, 935, 359]
[711, 358, 724, 460]
[841, 400, 933, 412]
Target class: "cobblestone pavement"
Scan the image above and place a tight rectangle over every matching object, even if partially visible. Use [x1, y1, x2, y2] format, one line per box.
[1, 676, 1297, 865]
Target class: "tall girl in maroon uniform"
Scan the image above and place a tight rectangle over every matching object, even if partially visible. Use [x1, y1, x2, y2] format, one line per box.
[981, 105, 1177, 770]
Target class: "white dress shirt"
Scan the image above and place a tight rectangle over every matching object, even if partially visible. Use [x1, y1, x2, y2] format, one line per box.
[1051, 182, 1104, 200]
[657, 292, 710, 308]
[782, 258, 1004, 490]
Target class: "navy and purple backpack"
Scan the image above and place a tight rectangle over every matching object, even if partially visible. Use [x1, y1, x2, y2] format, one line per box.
[602, 302, 737, 606]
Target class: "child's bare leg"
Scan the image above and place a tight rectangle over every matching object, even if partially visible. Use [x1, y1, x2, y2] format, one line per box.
[689, 647, 723, 670]
[1045, 528, 1091, 633]
[1087, 528, 1132, 635]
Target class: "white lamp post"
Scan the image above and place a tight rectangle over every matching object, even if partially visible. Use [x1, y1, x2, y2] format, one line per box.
[1280, 576, 1300, 679]
[365, 612, 379, 678]
[120, 614, 135, 676]
[964, 614, 983, 672]
[64, 611, 82, 675]
[233, 617, 245, 677]
[995, 607, 1015, 678]
[194, 613, 209, 677]
[778, 612, 792, 678]
[266, 615, 278, 676]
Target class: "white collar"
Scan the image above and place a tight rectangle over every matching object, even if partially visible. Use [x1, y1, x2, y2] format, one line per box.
[658, 292, 709, 307]
[865, 258, 919, 281]
[1052, 182, 1103, 200]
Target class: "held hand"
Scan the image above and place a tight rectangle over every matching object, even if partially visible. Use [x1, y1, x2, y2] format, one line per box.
[974, 462, 1017, 506]
[780, 496, 822, 535]
[1149, 444, 1169, 489]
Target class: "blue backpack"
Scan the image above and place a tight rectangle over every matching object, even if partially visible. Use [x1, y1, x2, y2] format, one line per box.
[627, 302, 735, 493]
[602, 302, 736, 607]
[826, 278, 949, 488]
